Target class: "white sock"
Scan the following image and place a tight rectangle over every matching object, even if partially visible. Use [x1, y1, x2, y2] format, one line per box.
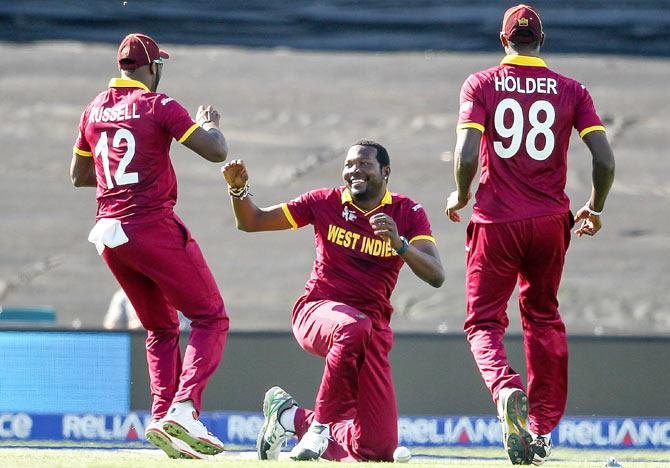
[170, 399, 195, 413]
[309, 419, 330, 435]
[279, 405, 297, 432]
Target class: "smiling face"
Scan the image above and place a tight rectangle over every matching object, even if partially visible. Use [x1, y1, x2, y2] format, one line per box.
[342, 145, 390, 205]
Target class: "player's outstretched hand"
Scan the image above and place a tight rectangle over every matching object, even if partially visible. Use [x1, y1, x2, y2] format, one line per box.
[370, 213, 402, 249]
[574, 206, 602, 237]
[445, 190, 470, 223]
[196, 105, 221, 127]
[221, 159, 248, 189]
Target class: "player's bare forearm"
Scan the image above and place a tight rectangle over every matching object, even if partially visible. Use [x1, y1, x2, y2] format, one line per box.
[453, 128, 481, 201]
[583, 131, 615, 212]
[183, 125, 227, 163]
[400, 240, 445, 288]
[70, 154, 97, 187]
[223, 159, 292, 231]
[230, 197, 263, 231]
[230, 199, 292, 232]
[202, 124, 228, 162]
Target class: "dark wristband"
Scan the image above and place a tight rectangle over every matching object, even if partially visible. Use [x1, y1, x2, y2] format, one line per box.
[395, 236, 409, 255]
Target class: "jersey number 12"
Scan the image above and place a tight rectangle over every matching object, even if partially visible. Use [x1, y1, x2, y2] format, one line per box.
[94, 129, 138, 188]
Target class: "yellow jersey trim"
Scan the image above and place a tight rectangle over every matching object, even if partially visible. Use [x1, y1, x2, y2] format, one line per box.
[500, 55, 548, 68]
[178, 123, 199, 143]
[341, 188, 393, 215]
[579, 125, 606, 139]
[409, 235, 436, 245]
[108, 78, 150, 92]
[73, 146, 93, 157]
[457, 122, 485, 133]
[341, 188, 392, 205]
[281, 203, 299, 230]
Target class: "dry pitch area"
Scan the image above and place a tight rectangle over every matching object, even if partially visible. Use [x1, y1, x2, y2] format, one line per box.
[1, 445, 670, 467]
[1, 42, 669, 334]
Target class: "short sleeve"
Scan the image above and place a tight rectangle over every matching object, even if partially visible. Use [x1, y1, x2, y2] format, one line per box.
[457, 73, 486, 133]
[573, 84, 605, 138]
[401, 202, 435, 245]
[73, 108, 92, 157]
[152, 95, 199, 143]
[282, 190, 324, 229]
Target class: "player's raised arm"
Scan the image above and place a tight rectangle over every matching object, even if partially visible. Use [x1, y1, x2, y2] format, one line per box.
[574, 130, 615, 237]
[221, 159, 293, 232]
[181, 105, 228, 163]
[369, 213, 444, 288]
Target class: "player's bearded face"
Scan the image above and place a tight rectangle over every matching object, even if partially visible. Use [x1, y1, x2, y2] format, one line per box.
[342, 146, 385, 202]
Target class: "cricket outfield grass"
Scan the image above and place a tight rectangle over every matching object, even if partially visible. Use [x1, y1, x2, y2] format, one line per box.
[1, 444, 669, 467]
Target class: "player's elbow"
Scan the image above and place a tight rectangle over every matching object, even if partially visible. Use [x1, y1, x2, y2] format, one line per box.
[596, 154, 616, 174]
[203, 146, 227, 163]
[71, 173, 87, 187]
[209, 145, 228, 163]
[428, 271, 445, 288]
[235, 220, 256, 232]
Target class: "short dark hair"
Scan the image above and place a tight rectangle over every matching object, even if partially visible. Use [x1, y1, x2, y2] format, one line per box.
[509, 30, 541, 51]
[351, 139, 390, 168]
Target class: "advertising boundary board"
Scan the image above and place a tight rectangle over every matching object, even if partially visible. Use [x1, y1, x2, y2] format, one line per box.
[1, 412, 669, 449]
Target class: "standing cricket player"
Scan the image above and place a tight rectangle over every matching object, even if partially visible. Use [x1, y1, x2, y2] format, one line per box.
[222, 140, 444, 462]
[70, 33, 230, 459]
[445, 5, 615, 465]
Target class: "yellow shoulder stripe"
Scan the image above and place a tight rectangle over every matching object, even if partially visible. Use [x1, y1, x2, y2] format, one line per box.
[409, 235, 436, 244]
[73, 146, 93, 157]
[579, 125, 606, 139]
[281, 203, 298, 229]
[178, 123, 199, 143]
[457, 122, 485, 133]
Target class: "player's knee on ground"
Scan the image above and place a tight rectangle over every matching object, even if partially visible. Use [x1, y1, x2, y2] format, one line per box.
[359, 439, 396, 462]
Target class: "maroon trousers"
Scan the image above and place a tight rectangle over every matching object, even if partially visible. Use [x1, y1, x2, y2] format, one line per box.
[291, 299, 397, 462]
[102, 215, 229, 418]
[464, 213, 571, 435]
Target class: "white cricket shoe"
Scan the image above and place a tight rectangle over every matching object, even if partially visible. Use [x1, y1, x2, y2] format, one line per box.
[497, 387, 533, 465]
[145, 419, 208, 459]
[531, 434, 552, 465]
[289, 420, 330, 461]
[257, 386, 297, 460]
[162, 401, 225, 455]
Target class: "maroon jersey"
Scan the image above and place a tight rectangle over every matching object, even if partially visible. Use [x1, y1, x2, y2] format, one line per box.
[73, 78, 199, 223]
[457, 55, 605, 223]
[282, 187, 435, 327]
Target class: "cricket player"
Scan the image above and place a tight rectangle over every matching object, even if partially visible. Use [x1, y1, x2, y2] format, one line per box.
[70, 33, 230, 459]
[445, 5, 615, 465]
[222, 140, 444, 462]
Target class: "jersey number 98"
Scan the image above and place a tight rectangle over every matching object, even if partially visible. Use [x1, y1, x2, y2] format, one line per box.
[493, 98, 555, 161]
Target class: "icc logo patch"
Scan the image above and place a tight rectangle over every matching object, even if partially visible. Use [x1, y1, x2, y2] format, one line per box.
[342, 206, 357, 222]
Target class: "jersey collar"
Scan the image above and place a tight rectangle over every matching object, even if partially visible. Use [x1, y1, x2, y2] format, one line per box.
[341, 187, 393, 215]
[108, 78, 150, 92]
[500, 55, 547, 68]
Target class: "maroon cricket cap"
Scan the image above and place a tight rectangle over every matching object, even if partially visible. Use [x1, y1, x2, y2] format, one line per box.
[502, 4, 543, 44]
[117, 33, 169, 70]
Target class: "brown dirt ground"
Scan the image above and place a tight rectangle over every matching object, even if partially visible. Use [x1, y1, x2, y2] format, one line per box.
[1, 42, 668, 335]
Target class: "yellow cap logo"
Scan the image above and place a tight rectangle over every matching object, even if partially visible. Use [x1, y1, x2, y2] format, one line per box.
[518, 17, 529, 26]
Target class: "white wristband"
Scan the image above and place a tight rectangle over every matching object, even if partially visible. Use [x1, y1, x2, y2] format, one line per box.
[584, 204, 602, 216]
